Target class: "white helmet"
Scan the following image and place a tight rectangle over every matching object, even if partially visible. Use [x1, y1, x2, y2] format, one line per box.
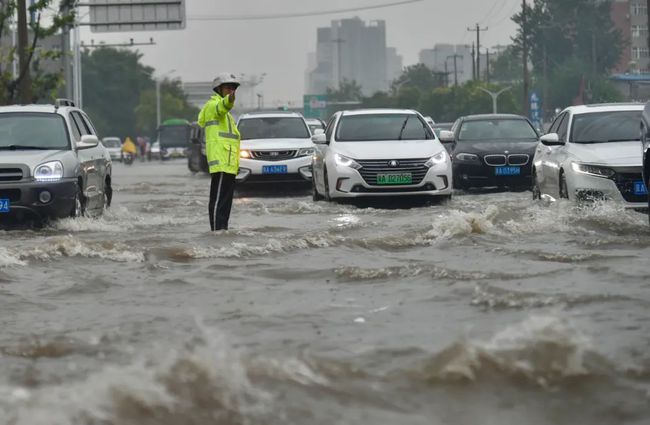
[212, 72, 240, 90]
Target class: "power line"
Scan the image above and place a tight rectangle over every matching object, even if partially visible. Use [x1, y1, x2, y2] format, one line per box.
[479, 0, 507, 25]
[187, 0, 424, 21]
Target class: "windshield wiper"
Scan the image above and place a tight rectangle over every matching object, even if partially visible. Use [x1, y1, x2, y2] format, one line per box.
[397, 116, 411, 140]
[0, 145, 50, 150]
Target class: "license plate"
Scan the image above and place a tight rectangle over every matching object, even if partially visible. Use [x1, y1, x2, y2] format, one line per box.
[376, 173, 412, 185]
[495, 166, 521, 176]
[0, 199, 9, 213]
[262, 165, 288, 174]
[634, 180, 648, 195]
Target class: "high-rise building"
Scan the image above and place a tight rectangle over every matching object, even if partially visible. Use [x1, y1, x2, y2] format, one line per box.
[611, 0, 648, 72]
[306, 17, 400, 96]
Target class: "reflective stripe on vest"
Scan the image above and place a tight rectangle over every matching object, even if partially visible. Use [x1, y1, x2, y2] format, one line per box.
[208, 160, 220, 166]
[219, 115, 238, 140]
[206, 120, 220, 127]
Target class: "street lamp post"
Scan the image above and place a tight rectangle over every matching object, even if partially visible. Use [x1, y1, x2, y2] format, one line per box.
[479, 86, 511, 114]
[156, 69, 176, 127]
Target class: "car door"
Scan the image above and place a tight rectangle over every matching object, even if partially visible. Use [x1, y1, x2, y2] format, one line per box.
[546, 113, 570, 198]
[79, 111, 108, 206]
[70, 111, 101, 210]
[539, 113, 566, 196]
[313, 114, 337, 193]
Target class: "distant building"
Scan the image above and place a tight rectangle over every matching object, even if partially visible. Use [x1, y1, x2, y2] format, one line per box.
[611, 0, 648, 73]
[419, 44, 478, 85]
[306, 17, 401, 96]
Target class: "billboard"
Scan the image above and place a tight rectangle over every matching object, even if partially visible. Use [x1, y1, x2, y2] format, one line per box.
[89, 0, 185, 33]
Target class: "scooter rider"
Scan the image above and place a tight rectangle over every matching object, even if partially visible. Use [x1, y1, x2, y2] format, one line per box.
[198, 73, 241, 231]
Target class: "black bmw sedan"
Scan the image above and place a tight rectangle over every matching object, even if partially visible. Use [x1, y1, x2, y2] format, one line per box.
[439, 114, 540, 190]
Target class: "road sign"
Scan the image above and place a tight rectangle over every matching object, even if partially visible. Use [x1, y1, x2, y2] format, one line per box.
[529, 91, 543, 131]
[303, 94, 328, 119]
[89, 0, 185, 33]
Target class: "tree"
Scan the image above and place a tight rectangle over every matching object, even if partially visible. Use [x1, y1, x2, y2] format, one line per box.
[391, 63, 446, 94]
[135, 78, 199, 137]
[326, 79, 363, 102]
[0, 0, 74, 104]
[489, 46, 522, 84]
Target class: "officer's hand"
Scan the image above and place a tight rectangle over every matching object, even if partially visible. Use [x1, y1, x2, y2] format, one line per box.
[229, 92, 236, 103]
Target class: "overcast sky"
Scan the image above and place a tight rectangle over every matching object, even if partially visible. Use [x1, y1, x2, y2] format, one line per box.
[80, 0, 522, 106]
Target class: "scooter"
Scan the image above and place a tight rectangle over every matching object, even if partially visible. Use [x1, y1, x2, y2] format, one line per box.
[123, 152, 134, 165]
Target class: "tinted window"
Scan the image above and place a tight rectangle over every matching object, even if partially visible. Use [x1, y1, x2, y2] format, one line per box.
[238, 117, 310, 140]
[159, 125, 190, 148]
[458, 119, 538, 141]
[570, 111, 642, 143]
[557, 114, 569, 141]
[335, 114, 433, 142]
[548, 113, 565, 134]
[0, 113, 69, 149]
[71, 112, 91, 136]
[325, 116, 337, 140]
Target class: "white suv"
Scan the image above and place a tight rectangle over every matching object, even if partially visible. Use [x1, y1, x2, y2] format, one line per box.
[533, 103, 647, 207]
[311, 109, 452, 201]
[236, 111, 314, 184]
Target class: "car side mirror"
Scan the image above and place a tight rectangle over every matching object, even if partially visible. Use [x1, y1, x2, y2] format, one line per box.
[438, 130, 455, 143]
[313, 128, 325, 135]
[540, 133, 564, 146]
[77, 134, 99, 149]
[312, 133, 327, 144]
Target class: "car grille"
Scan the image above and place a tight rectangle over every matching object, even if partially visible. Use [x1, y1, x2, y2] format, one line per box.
[613, 171, 646, 203]
[0, 189, 21, 202]
[356, 158, 429, 186]
[483, 155, 506, 166]
[250, 150, 297, 161]
[483, 154, 530, 166]
[0, 168, 23, 182]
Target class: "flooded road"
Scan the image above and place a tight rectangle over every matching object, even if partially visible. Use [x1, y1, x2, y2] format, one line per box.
[1, 160, 650, 425]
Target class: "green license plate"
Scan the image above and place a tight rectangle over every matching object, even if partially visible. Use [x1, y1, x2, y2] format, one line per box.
[376, 173, 412, 185]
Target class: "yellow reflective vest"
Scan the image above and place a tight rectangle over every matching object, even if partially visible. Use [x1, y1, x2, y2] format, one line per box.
[197, 93, 241, 175]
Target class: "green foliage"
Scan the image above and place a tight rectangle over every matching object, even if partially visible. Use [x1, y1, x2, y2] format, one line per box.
[0, 0, 75, 104]
[82, 47, 197, 139]
[489, 46, 522, 84]
[391, 63, 446, 93]
[326, 79, 363, 102]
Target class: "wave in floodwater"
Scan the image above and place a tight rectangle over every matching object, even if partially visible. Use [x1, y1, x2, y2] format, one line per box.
[1, 316, 649, 425]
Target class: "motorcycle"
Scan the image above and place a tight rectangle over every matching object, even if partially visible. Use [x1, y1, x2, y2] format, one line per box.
[123, 152, 135, 165]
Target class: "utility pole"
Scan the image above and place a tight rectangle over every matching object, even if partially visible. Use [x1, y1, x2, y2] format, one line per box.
[471, 42, 476, 80]
[647, 0, 650, 62]
[61, 2, 72, 100]
[468, 23, 488, 80]
[486, 48, 490, 83]
[447, 54, 461, 86]
[479, 86, 512, 114]
[16, 0, 32, 103]
[522, 0, 529, 116]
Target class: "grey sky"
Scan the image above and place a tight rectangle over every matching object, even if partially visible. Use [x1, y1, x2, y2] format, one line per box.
[80, 0, 522, 106]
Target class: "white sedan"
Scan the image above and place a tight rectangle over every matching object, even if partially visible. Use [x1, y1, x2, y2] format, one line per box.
[532, 103, 648, 207]
[311, 109, 452, 201]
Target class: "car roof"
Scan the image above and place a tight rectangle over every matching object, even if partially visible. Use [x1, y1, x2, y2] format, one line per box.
[340, 108, 418, 116]
[461, 113, 527, 121]
[239, 111, 304, 119]
[305, 118, 323, 123]
[563, 103, 645, 114]
[0, 104, 70, 114]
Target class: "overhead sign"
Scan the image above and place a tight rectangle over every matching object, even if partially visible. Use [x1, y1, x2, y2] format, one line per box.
[89, 0, 185, 33]
[529, 91, 543, 131]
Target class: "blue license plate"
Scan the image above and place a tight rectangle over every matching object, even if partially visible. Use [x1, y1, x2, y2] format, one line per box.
[634, 180, 648, 195]
[262, 165, 288, 174]
[495, 166, 521, 176]
[0, 199, 9, 213]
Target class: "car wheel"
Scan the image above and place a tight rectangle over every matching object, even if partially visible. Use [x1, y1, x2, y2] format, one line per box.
[559, 171, 569, 199]
[70, 184, 86, 218]
[532, 172, 541, 200]
[323, 167, 332, 201]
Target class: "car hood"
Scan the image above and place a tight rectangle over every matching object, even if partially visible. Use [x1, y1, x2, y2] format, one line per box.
[334, 139, 443, 160]
[569, 141, 642, 167]
[241, 138, 313, 150]
[454, 139, 538, 155]
[0, 149, 71, 166]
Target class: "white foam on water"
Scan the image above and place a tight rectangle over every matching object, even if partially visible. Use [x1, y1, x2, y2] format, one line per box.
[18, 235, 144, 263]
[0, 247, 26, 268]
[425, 205, 498, 241]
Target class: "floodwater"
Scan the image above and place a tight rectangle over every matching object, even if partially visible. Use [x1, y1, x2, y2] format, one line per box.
[1, 161, 650, 425]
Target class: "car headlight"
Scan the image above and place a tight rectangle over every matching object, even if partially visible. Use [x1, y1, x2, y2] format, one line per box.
[240, 150, 251, 159]
[571, 162, 615, 179]
[453, 152, 479, 162]
[297, 148, 315, 157]
[334, 154, 361, 169]
[424, 151, 448, 168]
[34, 161, 63, 182]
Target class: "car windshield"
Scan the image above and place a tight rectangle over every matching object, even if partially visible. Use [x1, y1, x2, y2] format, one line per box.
[571, 111, 642, 143]
[238, 117, 310, 140]
[102, 138, 121, 148]
[335, 114, 433, 142]
[458, 119, 537, 141]
[159, 125, 190, 148]
[0, 113, 69, 149]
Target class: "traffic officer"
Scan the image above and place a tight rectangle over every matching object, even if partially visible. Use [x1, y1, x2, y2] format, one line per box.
[198, 73, 241, 231]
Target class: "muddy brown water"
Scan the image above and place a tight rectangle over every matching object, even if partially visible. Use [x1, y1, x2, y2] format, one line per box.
[1, 161, 650, 425]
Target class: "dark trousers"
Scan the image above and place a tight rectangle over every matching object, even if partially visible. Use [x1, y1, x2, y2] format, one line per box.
[208, 172, 236, 231]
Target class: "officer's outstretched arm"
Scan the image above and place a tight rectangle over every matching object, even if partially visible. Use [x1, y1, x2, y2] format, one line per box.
[215, 95, 235, 118]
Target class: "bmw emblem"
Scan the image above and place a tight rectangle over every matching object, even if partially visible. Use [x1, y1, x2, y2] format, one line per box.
[389, 160, 399, 167]
[270, 151, 279, 157]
